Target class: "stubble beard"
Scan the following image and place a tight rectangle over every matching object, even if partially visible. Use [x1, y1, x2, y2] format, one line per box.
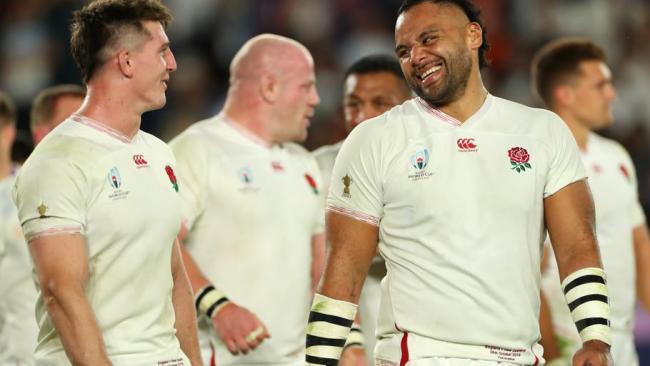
[409, 48, 472, 109]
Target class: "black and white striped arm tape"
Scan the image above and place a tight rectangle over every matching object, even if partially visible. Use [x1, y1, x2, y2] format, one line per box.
[195, 284, 230, 319]
[561, 267, 611, 345]
[344, 323, 364, 350]
[306, 293, 358, 365]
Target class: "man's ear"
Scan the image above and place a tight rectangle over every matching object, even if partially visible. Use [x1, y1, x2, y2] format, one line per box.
[466, 22, 483, 51]
[260, 74, 279, 103]
[117, 50, 134, 78]
[554, 85, 575, 108]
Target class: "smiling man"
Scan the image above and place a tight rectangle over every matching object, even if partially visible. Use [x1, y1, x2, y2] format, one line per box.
[305, 1, 613, 366]
[12, 1, 201, 365]
[311, 54, 411, 365]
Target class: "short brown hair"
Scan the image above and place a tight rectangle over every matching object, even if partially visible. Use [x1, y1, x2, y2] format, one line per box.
[70, 0, 173, 83]
[0, 91, 16, 128]
[531, 38, 606, 107]
[30, 84, 86, 129]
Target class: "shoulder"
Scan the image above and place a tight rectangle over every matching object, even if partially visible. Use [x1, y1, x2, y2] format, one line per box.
[168, 117, 219, 155]
[312, 141, 342, 162]
[591, 133, 632, 161]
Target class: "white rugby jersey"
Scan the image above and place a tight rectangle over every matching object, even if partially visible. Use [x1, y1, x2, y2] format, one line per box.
[327, 95, 587, 364]
[313, 141, 343, 201]
[12, 115, 187, 366]
[0, 169, 38, 365]
[542, 132, 645, 364]
[170, 115, 324, 365]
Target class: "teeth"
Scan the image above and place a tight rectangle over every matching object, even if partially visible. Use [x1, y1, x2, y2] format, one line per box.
[420, 65, 442, 79]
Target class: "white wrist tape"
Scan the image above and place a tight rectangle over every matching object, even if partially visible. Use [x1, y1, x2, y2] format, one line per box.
[344, 323, 364, 349]
[306, 293, 358, 365]
[561, 267, 611, 345]
[194, 284, 230, 319]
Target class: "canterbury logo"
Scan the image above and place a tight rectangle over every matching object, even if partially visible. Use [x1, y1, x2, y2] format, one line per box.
[457, 138, 477, 151]
[133, 154, 148, 166]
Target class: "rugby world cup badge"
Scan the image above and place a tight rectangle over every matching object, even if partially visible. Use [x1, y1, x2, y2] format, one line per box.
[408, 148, 434, 181]
[237, 166, 260, 193]
[107, 167, 130, 200]
[108, 167, 122, 189]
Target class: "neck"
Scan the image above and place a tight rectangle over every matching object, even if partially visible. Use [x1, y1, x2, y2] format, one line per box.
[222, 92, 275, 146]
[435, 69, 488, 123]
[0, 152, 12, 180]
[76, 82, 142, 140]
[555, 110, 590, 151]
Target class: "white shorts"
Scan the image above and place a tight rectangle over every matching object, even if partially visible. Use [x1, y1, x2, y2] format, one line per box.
[375, 357, 520, 366]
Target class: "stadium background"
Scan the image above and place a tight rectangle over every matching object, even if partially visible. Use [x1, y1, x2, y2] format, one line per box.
[1, 0, 649, 361]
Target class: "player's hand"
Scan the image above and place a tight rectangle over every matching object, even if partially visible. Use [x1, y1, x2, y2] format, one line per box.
[339, 346, 368, 366]
[211, 302, 270, 355]
[572, 340, 612, 366]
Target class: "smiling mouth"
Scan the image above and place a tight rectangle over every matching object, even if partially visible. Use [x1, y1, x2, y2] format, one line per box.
[417, 63, 443, 81]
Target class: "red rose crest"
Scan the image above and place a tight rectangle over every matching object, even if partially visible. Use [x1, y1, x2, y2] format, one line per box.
[165, 165, 179, 192]
[304, 173, 319, 195]
[508, 147, 532, 173]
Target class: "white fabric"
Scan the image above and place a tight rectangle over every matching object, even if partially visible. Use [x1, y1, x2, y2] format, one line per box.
[0, 169, 38, 365]
[12, 115, 185, 365]
[313, 141, 384, 364]
[328, 95, 586, 364]
[541, 132, 644, 364]
[170, 115, 324, 365]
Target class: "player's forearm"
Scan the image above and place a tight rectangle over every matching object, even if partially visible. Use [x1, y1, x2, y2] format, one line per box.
[172, 241, 203, 365]
[172, 265, 203, 365]
[178, 243, 211, 293]
[310, 233, 326, 292]
[43, 284, 110, 365]
[318, 212, 378, 302]
[634, 224, 650, 311]
[545, 181, 603, 281]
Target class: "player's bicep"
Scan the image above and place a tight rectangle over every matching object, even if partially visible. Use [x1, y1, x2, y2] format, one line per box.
[29, 233, 89, 296]
[319, 211, 379, 302]
[544, 179, 601, 280]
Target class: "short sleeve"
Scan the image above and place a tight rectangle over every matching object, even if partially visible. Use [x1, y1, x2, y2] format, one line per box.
[544, 114, 588, 197]
[326, 122, 383, 226]
[169, 133, 208, 230]
[12, 160, 87, 241]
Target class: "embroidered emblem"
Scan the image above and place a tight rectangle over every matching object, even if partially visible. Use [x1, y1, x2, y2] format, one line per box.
[508, 147, 532, 173]
[304, 174, 319, 195]
[107, 167, 122, 188]
[620, 164, 630, 181]
[165, 165, 179, 192]
[411, 149, 430, 170]
[457, 138, 478, 152]
[37, 203, 47, 218]
[342, 174, 352, 198]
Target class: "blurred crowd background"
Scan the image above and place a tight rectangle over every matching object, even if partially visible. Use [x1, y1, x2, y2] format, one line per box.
[1, 0, 650, 360]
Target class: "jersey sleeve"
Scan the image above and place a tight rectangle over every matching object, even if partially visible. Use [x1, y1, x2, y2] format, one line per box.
[543, 113, 588, 197]
[617, 144, 647, 227]
[170, 132, 209, 230]
[12, 159, 87, 241]
[308, 159, 326, 235]
[326, 122, 383, 226]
